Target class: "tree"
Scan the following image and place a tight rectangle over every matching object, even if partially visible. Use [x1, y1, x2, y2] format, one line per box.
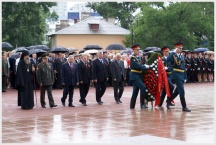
[86, 2, 138, 29]
[124, 2, 214, 50]
[47, 10, 59, 23]
[2, 2, 56, 47]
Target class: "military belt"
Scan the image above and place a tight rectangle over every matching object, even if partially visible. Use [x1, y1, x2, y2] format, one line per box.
[173, 68, 184, 73]
[131, 69, 142, 73]
[166, 72, 172, 74]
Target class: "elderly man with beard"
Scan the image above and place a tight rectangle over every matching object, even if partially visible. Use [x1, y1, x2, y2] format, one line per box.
[16, 50, 35, 110]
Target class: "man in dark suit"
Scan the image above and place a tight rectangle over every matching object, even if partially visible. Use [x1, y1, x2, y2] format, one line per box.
[8, 52, 16, 89]
[54, 53, 66, 89]
[61, 55, 79, 107]
[77, 54, 91, 106]
[31, 53, 39, 89]
[166, 42, 191, 112]
[103, 51, 112, 86]
[110, 53, 126, 104]
[92, 51, 109, 105]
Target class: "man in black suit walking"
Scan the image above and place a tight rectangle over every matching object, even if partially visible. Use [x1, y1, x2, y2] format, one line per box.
[61, 55, 79, 107]
[31, 53, 39, 89]
[110, 53, 126, 104]
[77, 54, 91, 106]
[92, 51, 109, 105]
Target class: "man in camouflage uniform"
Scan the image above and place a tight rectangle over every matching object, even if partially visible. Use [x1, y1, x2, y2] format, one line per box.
[36, 53, 57, 108]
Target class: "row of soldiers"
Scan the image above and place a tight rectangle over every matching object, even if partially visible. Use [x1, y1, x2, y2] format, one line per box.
[183, 51, 214, 83]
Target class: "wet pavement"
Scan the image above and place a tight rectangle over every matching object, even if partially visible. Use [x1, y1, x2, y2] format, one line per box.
[2, 82, 214, 143]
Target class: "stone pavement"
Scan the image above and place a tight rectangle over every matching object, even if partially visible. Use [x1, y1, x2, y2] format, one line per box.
[1, 82, 214, 144]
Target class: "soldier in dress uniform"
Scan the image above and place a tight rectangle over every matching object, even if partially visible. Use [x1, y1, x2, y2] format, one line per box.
[191, 52, 198, 83]
[202, 53, 209, 82]
[197, 52, 204, 82]
[129, 44, 150, 110]
[158, 46, 175, 107]
[166, 42, 191, 112]
[207, 53, 214, 82]
[185, 51, 192, 83]
[36, 53, 57, 108]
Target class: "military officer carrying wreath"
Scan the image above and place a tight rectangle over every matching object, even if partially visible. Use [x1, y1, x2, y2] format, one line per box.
[36, 53, 57, 108]
[166, 42, 191, 112]
[129, 44, 150, 110]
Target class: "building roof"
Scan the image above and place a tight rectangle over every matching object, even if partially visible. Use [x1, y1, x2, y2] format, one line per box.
[52, 17, 130, 35]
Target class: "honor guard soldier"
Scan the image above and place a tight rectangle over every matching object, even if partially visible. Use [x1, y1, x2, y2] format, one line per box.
[158, 46, 175, 107]
[185, 51, 192, 83]
[36, 53, 57, 108]
[191, 52, 198, 83]
[166, 42, 191, 112]
[129, 44, 150, 110]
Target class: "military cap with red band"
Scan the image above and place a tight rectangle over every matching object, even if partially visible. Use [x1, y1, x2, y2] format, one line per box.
[161, 46, 170, 52]
[131, 44, 140, 50]
[174, 42, 183, 47]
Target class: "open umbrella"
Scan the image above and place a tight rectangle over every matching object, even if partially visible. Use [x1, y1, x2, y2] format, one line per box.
[10, 53, 20, 59]
[106, 44, 125, 50]
[84, 49, 98, 55]
[50, 46, 68, 53]
[33, 45, 50, 51]
[194, 48, 209, 52]
[2, 42, 13, 48]
[83, 44, 102, 50]
[13, 47, 28, 53]
[144, 47, 161, 52]
[120, 48, 132, 54]
[67, 47, 78, 55]
[79, 49, 85, 54]
[29, 49, 47, 57]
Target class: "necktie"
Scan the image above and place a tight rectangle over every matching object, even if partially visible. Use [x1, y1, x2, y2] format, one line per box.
[70, 63, 72, 70]
[85, 63, 87, 67]
[101, 59, 103, 64]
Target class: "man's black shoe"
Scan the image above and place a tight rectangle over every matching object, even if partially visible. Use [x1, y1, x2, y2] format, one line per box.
[97, 102, 102, 105]
[50, 105, 57, 108]
[82, 103, 87, 106]
[68, 104, 75, 107]
[61, 100, 65, 106]
[141, 104, 148, 109]
[182, 107, 191, 112]
[42, 106, 46, 108]
[119, 100, 122, 103]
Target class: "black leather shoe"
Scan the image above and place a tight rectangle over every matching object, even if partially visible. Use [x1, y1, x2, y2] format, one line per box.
[42, 106, 46, 108]
[97, 102, 102, 105]
[182, 107, 191, 112]
[50, 105, 57, 108]
[100, 101, 103, 103]
[141, 104, 148, 109]
[116, 100, 119, 104]
[170, 103, 175, 106]
[61, 100, 65, 106]
[119, 100, 122, 103]
[68, 104, 75, 107]
[82, 103, 87, 106]
[166, 101, 171, 109]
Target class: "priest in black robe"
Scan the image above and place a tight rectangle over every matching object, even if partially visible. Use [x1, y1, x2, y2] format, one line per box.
[16, 50, 35, 109]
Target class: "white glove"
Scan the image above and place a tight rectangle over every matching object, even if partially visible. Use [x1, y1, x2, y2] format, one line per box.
[145, 65, 150, 69]
[164, 67, 168, 70]
[173, 48, 177, 53]
[184, 79, 187, 83]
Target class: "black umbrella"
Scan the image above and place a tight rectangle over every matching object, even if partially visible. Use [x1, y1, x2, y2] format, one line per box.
[50, 46, 68, 53]
[26, 46, 35, 50]
[143, 47, 161, 52]
[2, 42, 13, 48]
[79, 49, 85, 54]
[33, 45, 50, 51]
[13, 47, 28, 52]
[83, 45, 102, 50]
[29, 49, 47, 57]
[194, 48, 209, 52]
[67, 47, 78, 55]
[106, 44, 126, 50]
[120, 48, 132, 54]
[10, 53, 20, 59]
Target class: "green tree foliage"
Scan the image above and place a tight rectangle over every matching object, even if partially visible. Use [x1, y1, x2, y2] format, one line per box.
[124, 2, 214, 50]
[2, 2, 56, 47]
[86, 2, 138, 29]
[47, 11, 59, 23]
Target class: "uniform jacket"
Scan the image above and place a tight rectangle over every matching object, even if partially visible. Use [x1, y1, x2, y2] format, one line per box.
[36, 62, 54, 86]
[167, 52, 187, 81]
[92, 58, 108, 82]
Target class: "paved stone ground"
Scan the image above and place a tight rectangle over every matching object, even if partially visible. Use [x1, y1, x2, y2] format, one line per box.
[1, 82, 214, 143]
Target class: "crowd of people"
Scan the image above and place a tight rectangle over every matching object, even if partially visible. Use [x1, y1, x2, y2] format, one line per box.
[1, 45, 214, 111]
